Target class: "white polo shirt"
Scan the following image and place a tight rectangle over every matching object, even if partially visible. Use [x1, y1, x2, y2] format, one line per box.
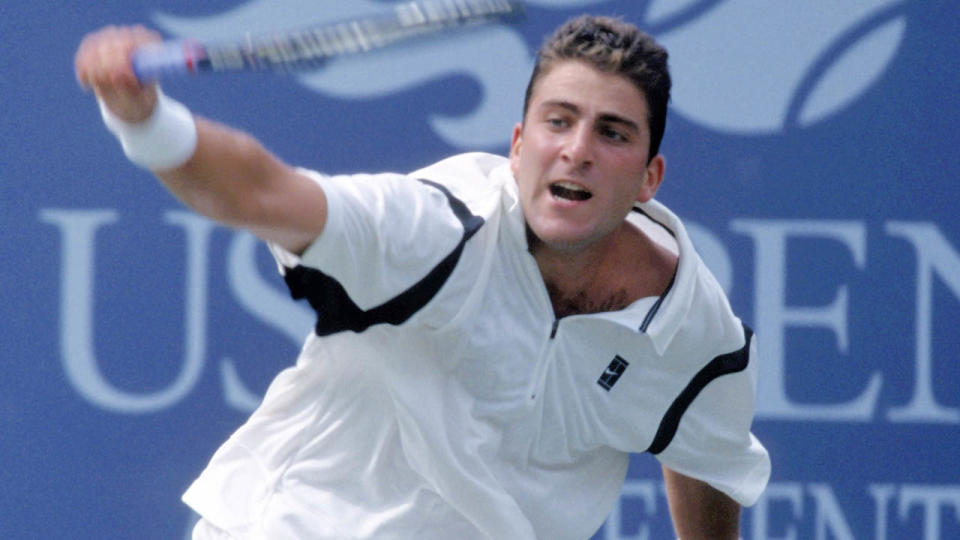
[182, 152, 770, 539]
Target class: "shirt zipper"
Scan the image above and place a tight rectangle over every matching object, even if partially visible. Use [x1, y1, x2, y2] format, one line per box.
[528, 318, 561, 402]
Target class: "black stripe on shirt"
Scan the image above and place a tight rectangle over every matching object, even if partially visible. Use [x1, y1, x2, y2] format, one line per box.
[639, 270, 676, 333]
[646, 323, 754, 455]
[631, 206, 677, 332]
[632, 206, 676, 238]
[283, 179, 484, 336]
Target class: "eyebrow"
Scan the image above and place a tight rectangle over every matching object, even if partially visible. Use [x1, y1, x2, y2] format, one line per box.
[540, 100, 641, 134]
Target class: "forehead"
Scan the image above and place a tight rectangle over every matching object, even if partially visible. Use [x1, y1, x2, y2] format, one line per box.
[527, 60, 650, 126]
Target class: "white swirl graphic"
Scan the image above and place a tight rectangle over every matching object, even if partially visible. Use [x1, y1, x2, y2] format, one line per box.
[153, 0, 908, 144]
[648, 0, 907, 134]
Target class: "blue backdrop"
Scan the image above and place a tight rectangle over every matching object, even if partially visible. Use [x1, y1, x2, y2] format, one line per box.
[2, 1, 958, 538]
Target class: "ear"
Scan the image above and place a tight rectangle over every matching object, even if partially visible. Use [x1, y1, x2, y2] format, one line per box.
[637, 154, 666, 203]
[509, 122, 523, 176]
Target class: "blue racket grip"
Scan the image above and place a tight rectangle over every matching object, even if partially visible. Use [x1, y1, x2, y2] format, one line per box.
[132, 40, 207, 82]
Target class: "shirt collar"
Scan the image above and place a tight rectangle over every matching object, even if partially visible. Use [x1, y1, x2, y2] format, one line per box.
[496, 165, 695, 355]
[629, 199, 697, 356]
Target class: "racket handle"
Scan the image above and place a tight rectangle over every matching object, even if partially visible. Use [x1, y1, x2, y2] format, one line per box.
[132, 40, 209, 82]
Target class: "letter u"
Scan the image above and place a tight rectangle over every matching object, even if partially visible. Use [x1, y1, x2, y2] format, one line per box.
[40, 209, 214, 414]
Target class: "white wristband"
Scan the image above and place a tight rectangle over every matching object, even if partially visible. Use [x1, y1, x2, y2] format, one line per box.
[98, 89, 198, 171]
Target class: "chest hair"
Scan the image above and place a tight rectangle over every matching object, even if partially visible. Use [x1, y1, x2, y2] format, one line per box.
[544, 281, 632, 318]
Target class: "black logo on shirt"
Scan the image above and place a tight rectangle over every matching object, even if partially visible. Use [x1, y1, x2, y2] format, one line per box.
[598, 355, 629, 391]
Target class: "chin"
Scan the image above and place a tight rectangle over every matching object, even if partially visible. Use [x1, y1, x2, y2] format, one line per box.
[527, 226, 595, 254]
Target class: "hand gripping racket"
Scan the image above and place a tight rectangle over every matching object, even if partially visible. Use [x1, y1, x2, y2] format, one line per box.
[132, 0, 525, 82]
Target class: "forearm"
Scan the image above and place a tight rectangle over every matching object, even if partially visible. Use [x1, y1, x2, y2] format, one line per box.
[155, 116, 326, 253]
[159, 117, 282, 224]
[77, 25, 326, 254]
[662, 465, 741, 539]
[160, 117, 327, 252]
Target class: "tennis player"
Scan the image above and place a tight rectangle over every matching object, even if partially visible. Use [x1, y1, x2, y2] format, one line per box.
[75, 15, 769, 539]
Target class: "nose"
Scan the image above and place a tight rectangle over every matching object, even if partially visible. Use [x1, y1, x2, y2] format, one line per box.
[561, 124, 594, 169]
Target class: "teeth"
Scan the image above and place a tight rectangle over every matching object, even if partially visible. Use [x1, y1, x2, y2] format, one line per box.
[549, 181, 592, 201]
[554, 181, 587, 192]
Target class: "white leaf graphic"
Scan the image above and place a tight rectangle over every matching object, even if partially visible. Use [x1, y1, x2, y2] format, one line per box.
[799, 17, 905, 127]
[652, 0, 906, 134]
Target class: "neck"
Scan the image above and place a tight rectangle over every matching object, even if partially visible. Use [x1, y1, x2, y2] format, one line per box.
[529, 225, 631, 318]
[528, 222, 678, 318]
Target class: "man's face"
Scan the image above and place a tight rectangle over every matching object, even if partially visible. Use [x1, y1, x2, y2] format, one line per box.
[510, 60, 665, 254]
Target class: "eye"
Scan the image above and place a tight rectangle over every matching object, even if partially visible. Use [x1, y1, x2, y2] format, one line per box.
[546, 116, 569, 129]
[599, 125, 628, 142]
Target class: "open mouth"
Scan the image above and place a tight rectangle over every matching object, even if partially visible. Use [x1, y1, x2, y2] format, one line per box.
[549, 181, 592, 202]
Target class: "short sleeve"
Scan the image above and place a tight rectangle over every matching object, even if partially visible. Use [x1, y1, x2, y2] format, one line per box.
[266, 167, 488, 337]
[653, 334, 771, 506]
[270, 169, 468, 310]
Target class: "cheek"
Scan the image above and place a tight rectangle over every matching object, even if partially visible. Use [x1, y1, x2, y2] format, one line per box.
[631, 174, 649, 200]
[519, 132, 557, 164]
[513, 146, 547, 191]
[607, 167, 650, 208]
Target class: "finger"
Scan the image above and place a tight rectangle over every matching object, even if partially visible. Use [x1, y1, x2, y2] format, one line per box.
[75, 25, 162, 91]
[74, 27, 111, 89]
[98, 27, 135, 89]
[76, 26, 123, 90]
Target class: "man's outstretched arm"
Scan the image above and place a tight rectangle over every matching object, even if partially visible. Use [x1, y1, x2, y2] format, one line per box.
[74, 25, 327, 255]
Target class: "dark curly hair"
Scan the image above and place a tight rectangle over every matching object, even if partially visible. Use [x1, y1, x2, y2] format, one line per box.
[522, 15, 672, 161]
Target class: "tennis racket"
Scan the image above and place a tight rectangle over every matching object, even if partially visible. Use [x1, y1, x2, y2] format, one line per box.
[132, 0, 525, 82]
